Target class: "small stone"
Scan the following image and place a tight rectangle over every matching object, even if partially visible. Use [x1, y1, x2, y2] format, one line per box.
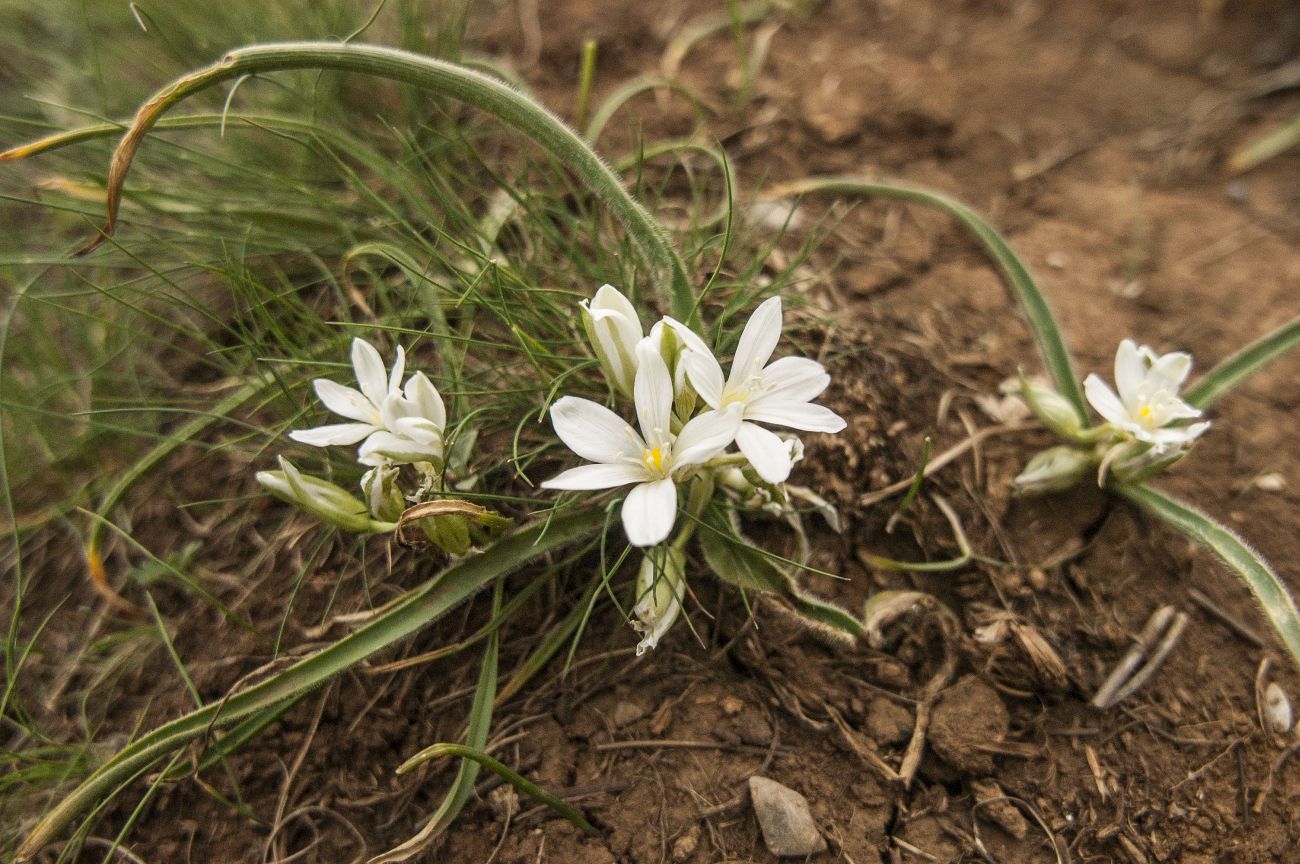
[1264, 683, 1293, 735]
[721, 695, 745, 716]
[611, 701, 644, 728]
[749, 776, 828, 857]
[671, 825, 700, 861]
[865, 697, 914, 746]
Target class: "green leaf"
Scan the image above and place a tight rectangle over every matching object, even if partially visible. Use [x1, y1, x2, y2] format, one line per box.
[16, 507, 604, 861]
[698, 505, 863, 640]
[1117, 483, 1300, 667]
[1184, 315, 1300, 410]
[763, 176, 1087, 424]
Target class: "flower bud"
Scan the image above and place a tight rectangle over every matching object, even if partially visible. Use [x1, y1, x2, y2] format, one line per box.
[257, 456, 379, 532]
[580, 284, 643, 397]
[1013, 446, 1093, 494]
[631, 547, 686, 656]
[361, 465, 406, 522]
[1106, 440, 1188, 485]
[1019, 376, 1084, 440]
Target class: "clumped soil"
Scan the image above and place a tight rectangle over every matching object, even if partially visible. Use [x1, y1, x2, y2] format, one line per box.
[14, 0, 1300, 862]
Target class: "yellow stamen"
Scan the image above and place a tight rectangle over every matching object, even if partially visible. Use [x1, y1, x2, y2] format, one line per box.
[644, 447, 664, 472]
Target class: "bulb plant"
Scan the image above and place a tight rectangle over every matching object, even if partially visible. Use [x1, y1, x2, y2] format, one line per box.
[2, 25, 1298, 864]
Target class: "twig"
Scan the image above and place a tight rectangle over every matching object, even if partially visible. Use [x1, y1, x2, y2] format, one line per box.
[1091, 606, 1189, 709]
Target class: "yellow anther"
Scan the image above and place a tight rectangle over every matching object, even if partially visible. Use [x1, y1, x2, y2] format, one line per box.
[643, 447, 664, 472]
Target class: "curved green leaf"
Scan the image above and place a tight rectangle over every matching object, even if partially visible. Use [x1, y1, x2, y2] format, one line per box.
[1184, 315, 1300, 409]
[1118, 483, 1300, 666]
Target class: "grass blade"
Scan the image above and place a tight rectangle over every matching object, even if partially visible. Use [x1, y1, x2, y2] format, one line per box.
[1, 42, 694, 321]
[1183, 315, 1300, 410]
[1117, 483, 1300, 666]
[15, 506, 604, 861]
[396, 744, 597, 837]
[763, 176, 1087, 423]
[368, 585, 502, 864]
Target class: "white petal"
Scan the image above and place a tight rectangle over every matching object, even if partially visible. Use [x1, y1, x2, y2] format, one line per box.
[622, 478, 678, 547]
[404, 372, 447, 430]
[672, 407, 743, 468]
[392, 416, 443, 444]
[1084, 374, 1131, 427]
[541, 462, 649, 490]
[289, 422, 377, 447]
[590, 284, 641, 327]
[1113, 339, 1144, 408]
[659, 316, 713, 358]
[683, 350, 725, 409]
[754, 356, 830, 404]
[736, 422, 793, 484]
[550, 396, 643, 464]
[1148, 351, 1192, 391]
[634, 340, 674, 449]
[351, 338, 390, 407]
[358, 430, 441, 466]
[388, 344, 407, 394]
[728, 297, 783, 390]
[314, 379, 380, 424]
[746, 400, 846, 432]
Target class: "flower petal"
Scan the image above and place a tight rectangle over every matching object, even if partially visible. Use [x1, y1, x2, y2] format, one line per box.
[541, 462, 648, 490]
[289, 422, 377, 447]
[634, 339, 674, 448]
[1113, 339, 1144, 408]
[388, 344, 407, 394]
[550, 396, 643, 464]
[314, 379, 380, 424]
[683, 350, 725, 409]
[1148, 350, 1193, 391]
[351, 338, 390, 407]
[404, 372, 447, 431]
[746, 400, 846, 432]
[672, 406, 742, 468]
[728, 296, 783, 390]
[357, 430, 441, 466]
[736, 421, 794, 484]
[659, 316, 713, 358]
[753, 356, 829, 404]
[622, 478, 678, 547]
[1084, 374, 1131, 427]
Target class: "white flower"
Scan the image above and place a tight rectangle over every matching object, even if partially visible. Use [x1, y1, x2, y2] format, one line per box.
[290, 337, 446, 468]
[1083, 339, 1209, 451]
[581, 284, 643, 397]
[542, 339, 741, 547]
[666, 297, 846, 485]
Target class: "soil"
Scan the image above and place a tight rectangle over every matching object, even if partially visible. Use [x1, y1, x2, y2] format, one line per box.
[12, 0, 1300, 862]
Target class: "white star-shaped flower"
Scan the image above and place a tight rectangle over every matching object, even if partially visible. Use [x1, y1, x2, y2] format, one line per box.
[1083, 339, 1209, 451]
[542, 339, 741, 547]
[665, 297, 845, 484]
[290, 337, 446, 467]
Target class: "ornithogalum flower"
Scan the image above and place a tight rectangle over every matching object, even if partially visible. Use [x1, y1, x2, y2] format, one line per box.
[542, 339, 741, 546]
[667, 297, 845, 484]
[1083, 339, 1209, 451]
[581, 283, 643, 397]
[290, 337, 446, 468]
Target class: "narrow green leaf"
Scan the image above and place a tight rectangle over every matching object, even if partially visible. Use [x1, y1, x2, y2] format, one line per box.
[1117, 483, 1300, 667]
[16, 507, 604, 861]
[698, 505, 864, 640]
[2, 42, 694, 320]
[369, 585, 502, 864]
[1184, 315, 1300, 410]
[764, 176, 1087, 423]
[396, 743, 597, 837]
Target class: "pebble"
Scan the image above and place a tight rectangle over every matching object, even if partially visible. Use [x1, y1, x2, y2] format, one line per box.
[611, 701, 644, 728]
[749, 776, 828, 857]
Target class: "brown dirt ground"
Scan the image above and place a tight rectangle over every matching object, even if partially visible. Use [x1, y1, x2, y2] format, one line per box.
[13, 0, 1300, 862]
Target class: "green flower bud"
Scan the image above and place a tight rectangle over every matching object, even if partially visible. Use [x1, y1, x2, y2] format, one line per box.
[257, 457, 382, 533]
[1019, 375, 1084, 440]
[1013, 446, 1093, 494]
[632, 546, 686, 655]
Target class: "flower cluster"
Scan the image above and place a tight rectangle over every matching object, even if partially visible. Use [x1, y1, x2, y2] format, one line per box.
[258, 338, 502, 553]
[544, 285, 846, 548]
[1014, 338, 1209, 492]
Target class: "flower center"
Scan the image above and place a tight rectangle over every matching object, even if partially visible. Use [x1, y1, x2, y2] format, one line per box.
[643, 447, 665, 473]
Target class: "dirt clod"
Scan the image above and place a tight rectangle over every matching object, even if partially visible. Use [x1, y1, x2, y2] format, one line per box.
[865, 696, 914, 746]
[929, 675, 1010, 775]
